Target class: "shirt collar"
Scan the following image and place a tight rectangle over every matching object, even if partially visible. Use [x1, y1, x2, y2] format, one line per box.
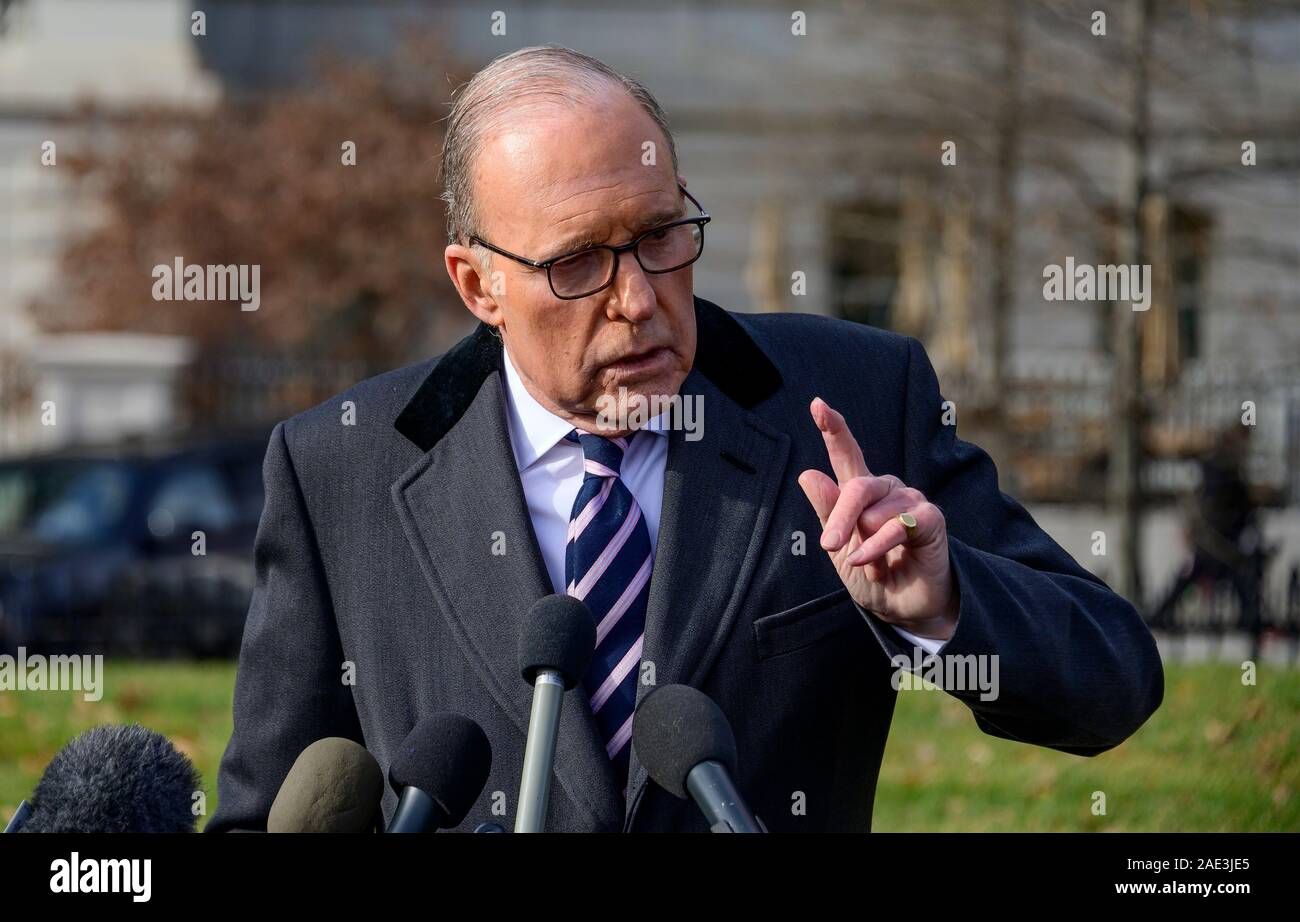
[501, 344, 670, 473]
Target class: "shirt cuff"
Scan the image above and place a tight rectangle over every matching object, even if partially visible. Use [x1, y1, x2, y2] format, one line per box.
[893, 626, 948, 656]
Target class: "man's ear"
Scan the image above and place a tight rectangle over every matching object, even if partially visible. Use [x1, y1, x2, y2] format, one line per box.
[445, 243, 504, 327]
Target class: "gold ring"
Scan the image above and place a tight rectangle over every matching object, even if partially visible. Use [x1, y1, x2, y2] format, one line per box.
[898, 512, 918, 541]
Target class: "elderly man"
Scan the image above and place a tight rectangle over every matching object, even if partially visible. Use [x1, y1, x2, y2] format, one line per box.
[210, 45, 1162, 833]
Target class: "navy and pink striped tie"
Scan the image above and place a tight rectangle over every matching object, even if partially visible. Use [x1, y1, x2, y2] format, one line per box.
[564, 430, 652, 788]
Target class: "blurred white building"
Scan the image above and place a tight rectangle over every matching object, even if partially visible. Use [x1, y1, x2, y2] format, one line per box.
[0, 0, 217, 452]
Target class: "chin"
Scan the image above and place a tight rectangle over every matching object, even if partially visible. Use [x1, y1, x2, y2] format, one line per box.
[632, 366, 690, 402]
[591, 370, 687, 434]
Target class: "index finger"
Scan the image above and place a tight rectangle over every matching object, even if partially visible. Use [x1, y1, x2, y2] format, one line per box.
[810, 397, 871, 484]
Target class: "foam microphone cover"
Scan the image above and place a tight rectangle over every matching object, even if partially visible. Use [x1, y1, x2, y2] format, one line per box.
[632, 684, 739, 799]
[20, 724, 200, 833]
[518, 594, 596, 689]
[268, 737, 384, 833]
[388, 713, 492, 828]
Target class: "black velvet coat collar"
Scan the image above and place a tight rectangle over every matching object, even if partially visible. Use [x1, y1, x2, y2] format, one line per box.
[394, 295, 783, 452]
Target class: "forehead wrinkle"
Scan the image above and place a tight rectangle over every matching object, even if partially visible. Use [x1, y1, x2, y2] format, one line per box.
[550, 185, 674, 233]
[542, 179, 623, 214]
[545, 192, 681, 258]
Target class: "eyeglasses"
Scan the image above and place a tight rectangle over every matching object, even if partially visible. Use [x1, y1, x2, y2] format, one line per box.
[468, 184, 711, 300]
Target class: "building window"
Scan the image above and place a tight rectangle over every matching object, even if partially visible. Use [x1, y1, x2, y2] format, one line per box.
[829, 200, 899, 329]
[1170, 206, 1209, 363]
[1093, 201, 1210, 364]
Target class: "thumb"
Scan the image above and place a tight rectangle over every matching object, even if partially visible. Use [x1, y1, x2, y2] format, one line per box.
[798, 469, 839, 526]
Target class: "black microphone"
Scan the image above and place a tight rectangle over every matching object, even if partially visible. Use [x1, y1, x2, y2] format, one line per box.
[15, 724, 200, 833]
[386, 713, 492, 833]
[515, 594, 596, 833]
[632, 684, 763, 833]
[268, 737, 384, 833]
[3, 801, 32, 833]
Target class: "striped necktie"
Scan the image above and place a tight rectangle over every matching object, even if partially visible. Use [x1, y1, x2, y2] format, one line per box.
[564, 430, 653, 788]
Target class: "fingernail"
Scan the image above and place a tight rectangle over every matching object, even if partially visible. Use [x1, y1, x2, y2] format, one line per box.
[822, 528, 839, 548]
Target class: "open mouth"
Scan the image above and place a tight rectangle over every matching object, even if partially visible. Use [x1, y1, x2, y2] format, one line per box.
[604, 346, 671, 375]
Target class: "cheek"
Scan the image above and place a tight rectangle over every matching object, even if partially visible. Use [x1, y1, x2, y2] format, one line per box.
[546, 324, 603, 396]
[654, 280, 697, 356]
[653, 266, 692, 299]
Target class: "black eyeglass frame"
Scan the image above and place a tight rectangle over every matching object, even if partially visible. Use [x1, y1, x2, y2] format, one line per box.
[467, 184, 711, 300]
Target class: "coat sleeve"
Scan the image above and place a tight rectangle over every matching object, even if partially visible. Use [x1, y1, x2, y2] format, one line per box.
[206, 421, 364, 831]
[856, 336, 1164, 756]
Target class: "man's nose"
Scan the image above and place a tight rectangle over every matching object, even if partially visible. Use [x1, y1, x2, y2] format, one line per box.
[605, 250, 657, 323]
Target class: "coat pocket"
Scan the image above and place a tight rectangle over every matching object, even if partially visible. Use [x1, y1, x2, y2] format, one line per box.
[752, 587, 862, 661]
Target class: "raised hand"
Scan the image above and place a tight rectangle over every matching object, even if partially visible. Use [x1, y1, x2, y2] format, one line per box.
[797, 398, 958, 640]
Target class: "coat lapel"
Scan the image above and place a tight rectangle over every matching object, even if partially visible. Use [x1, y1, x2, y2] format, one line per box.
[389, 332, 624, 830]
[622, 367, 790, 825]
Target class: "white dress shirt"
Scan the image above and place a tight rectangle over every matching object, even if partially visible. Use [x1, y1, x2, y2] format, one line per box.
[499, 345, 947, 656]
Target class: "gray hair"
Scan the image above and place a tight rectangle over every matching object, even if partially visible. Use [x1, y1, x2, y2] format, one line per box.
[439, 44, 679, 249]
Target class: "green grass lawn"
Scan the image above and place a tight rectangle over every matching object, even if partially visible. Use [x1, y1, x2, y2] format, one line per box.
[1, 660, 1296, 831]
[0, 660, 237, 831]
[874, 661, 1300, 831]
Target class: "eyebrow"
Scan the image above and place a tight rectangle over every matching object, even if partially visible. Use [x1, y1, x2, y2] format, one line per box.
[544, 206, 686, 262]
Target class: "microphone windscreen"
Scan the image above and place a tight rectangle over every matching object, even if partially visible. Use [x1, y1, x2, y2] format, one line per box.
[388, 713, 491, 828]
[632, 684, 738, 799]
[268, 737, 383, 833]
[519, 594, 596, 689]
[21, 724, 200, 833]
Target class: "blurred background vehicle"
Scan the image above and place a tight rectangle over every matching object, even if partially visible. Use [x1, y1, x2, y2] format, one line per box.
[0, 429, 267, 657]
